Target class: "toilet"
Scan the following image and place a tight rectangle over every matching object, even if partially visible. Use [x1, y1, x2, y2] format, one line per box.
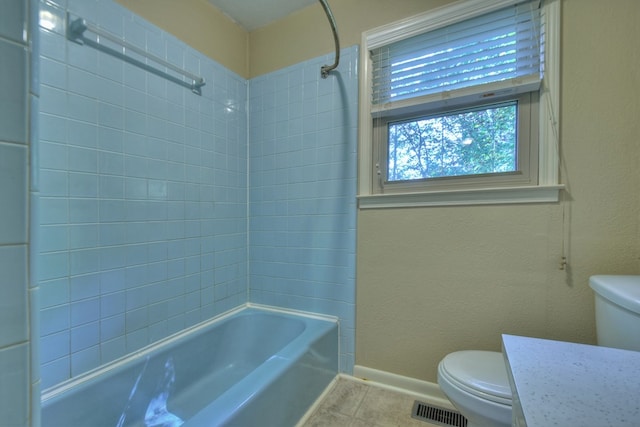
[437, 275, 640, 427]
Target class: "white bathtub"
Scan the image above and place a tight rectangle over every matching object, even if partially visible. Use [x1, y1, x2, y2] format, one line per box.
[41, 306, 338, 426]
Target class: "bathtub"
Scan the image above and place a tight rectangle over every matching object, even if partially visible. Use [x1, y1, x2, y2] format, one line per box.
[41, 305, 338, 427]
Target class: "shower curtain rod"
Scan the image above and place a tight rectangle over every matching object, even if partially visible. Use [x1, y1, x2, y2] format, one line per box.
[67, 14, 206, 95]
[318, 0, 340, 78]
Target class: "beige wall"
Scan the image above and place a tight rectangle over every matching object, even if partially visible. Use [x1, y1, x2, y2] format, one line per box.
[112, 0, 640, 384]
[115, 0, 249, 78]
[248, 0, 450, 77]
[357, 0, 640, 383]
[115, 0, 449, 78]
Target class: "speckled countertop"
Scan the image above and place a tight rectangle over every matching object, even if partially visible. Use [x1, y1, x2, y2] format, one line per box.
[502, 334, 640, 427]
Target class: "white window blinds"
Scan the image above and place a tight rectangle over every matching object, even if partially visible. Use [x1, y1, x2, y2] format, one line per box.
[371, 0, 543, 110]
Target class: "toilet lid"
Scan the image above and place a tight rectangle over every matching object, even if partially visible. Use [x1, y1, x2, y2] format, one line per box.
[440, 350, 512, 403]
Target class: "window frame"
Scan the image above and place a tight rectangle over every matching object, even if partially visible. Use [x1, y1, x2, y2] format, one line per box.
[374, 92, 538, 193]
[358, 0, 563, 208]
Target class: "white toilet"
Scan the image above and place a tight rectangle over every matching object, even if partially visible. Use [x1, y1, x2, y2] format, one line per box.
[437, 275, 640, 427]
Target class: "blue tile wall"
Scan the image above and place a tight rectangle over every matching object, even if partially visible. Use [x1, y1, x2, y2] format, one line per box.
[38, 0, 358, 392]
[0, 0, 35, 424]
[38, 0, 248, 388]
[248, 48, 358, 373]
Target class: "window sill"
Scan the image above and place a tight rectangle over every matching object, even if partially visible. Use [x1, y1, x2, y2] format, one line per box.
[357, 185, 565, 209]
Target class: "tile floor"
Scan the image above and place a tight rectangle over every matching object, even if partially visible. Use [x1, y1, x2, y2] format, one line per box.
[299, 376, 448, 427]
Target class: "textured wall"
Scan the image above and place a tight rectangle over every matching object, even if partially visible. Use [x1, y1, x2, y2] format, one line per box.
[115, 0, 249, 78]
[356, 0, 640, 383]
[115, 0, 452, 78]
[38, 0, 248, 389]
[248, 0, 452, 78]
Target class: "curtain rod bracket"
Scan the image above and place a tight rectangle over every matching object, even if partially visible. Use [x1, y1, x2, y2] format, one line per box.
[68, 17, 88, 45]
[319, 0, 340, 78]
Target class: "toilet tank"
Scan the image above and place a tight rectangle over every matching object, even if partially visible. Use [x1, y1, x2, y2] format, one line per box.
[589, 275, 640, 351]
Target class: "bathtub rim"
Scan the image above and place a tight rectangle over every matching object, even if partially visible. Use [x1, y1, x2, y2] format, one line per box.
[41, 303, 339, 403]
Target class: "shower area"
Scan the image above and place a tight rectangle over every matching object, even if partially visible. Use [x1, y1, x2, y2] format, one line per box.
[0, 0, 357, 424]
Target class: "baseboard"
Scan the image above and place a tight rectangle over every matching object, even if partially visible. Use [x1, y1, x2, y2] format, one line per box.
[353, 365, 455, 410]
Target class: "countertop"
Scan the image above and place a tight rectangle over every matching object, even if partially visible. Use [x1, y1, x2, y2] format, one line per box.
[502, 334, 640, 427]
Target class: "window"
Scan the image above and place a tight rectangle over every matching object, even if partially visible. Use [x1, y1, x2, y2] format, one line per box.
[387, 102, 519, 181]
[375, 93, 537, 192]
[359, 0, 562, 208]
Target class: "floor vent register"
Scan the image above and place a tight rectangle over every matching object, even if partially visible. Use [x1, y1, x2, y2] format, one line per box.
[411, 400, 468, 427]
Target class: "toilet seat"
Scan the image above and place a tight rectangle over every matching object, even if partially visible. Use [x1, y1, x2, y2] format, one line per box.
[439, 350, 512, 406]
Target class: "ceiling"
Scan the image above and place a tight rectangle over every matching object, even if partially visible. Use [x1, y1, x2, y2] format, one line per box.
[207, 0, 318, 31]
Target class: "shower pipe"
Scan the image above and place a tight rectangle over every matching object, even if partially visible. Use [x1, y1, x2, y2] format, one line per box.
[66, 13, 206, 95]
[318, 0, 340, 78]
